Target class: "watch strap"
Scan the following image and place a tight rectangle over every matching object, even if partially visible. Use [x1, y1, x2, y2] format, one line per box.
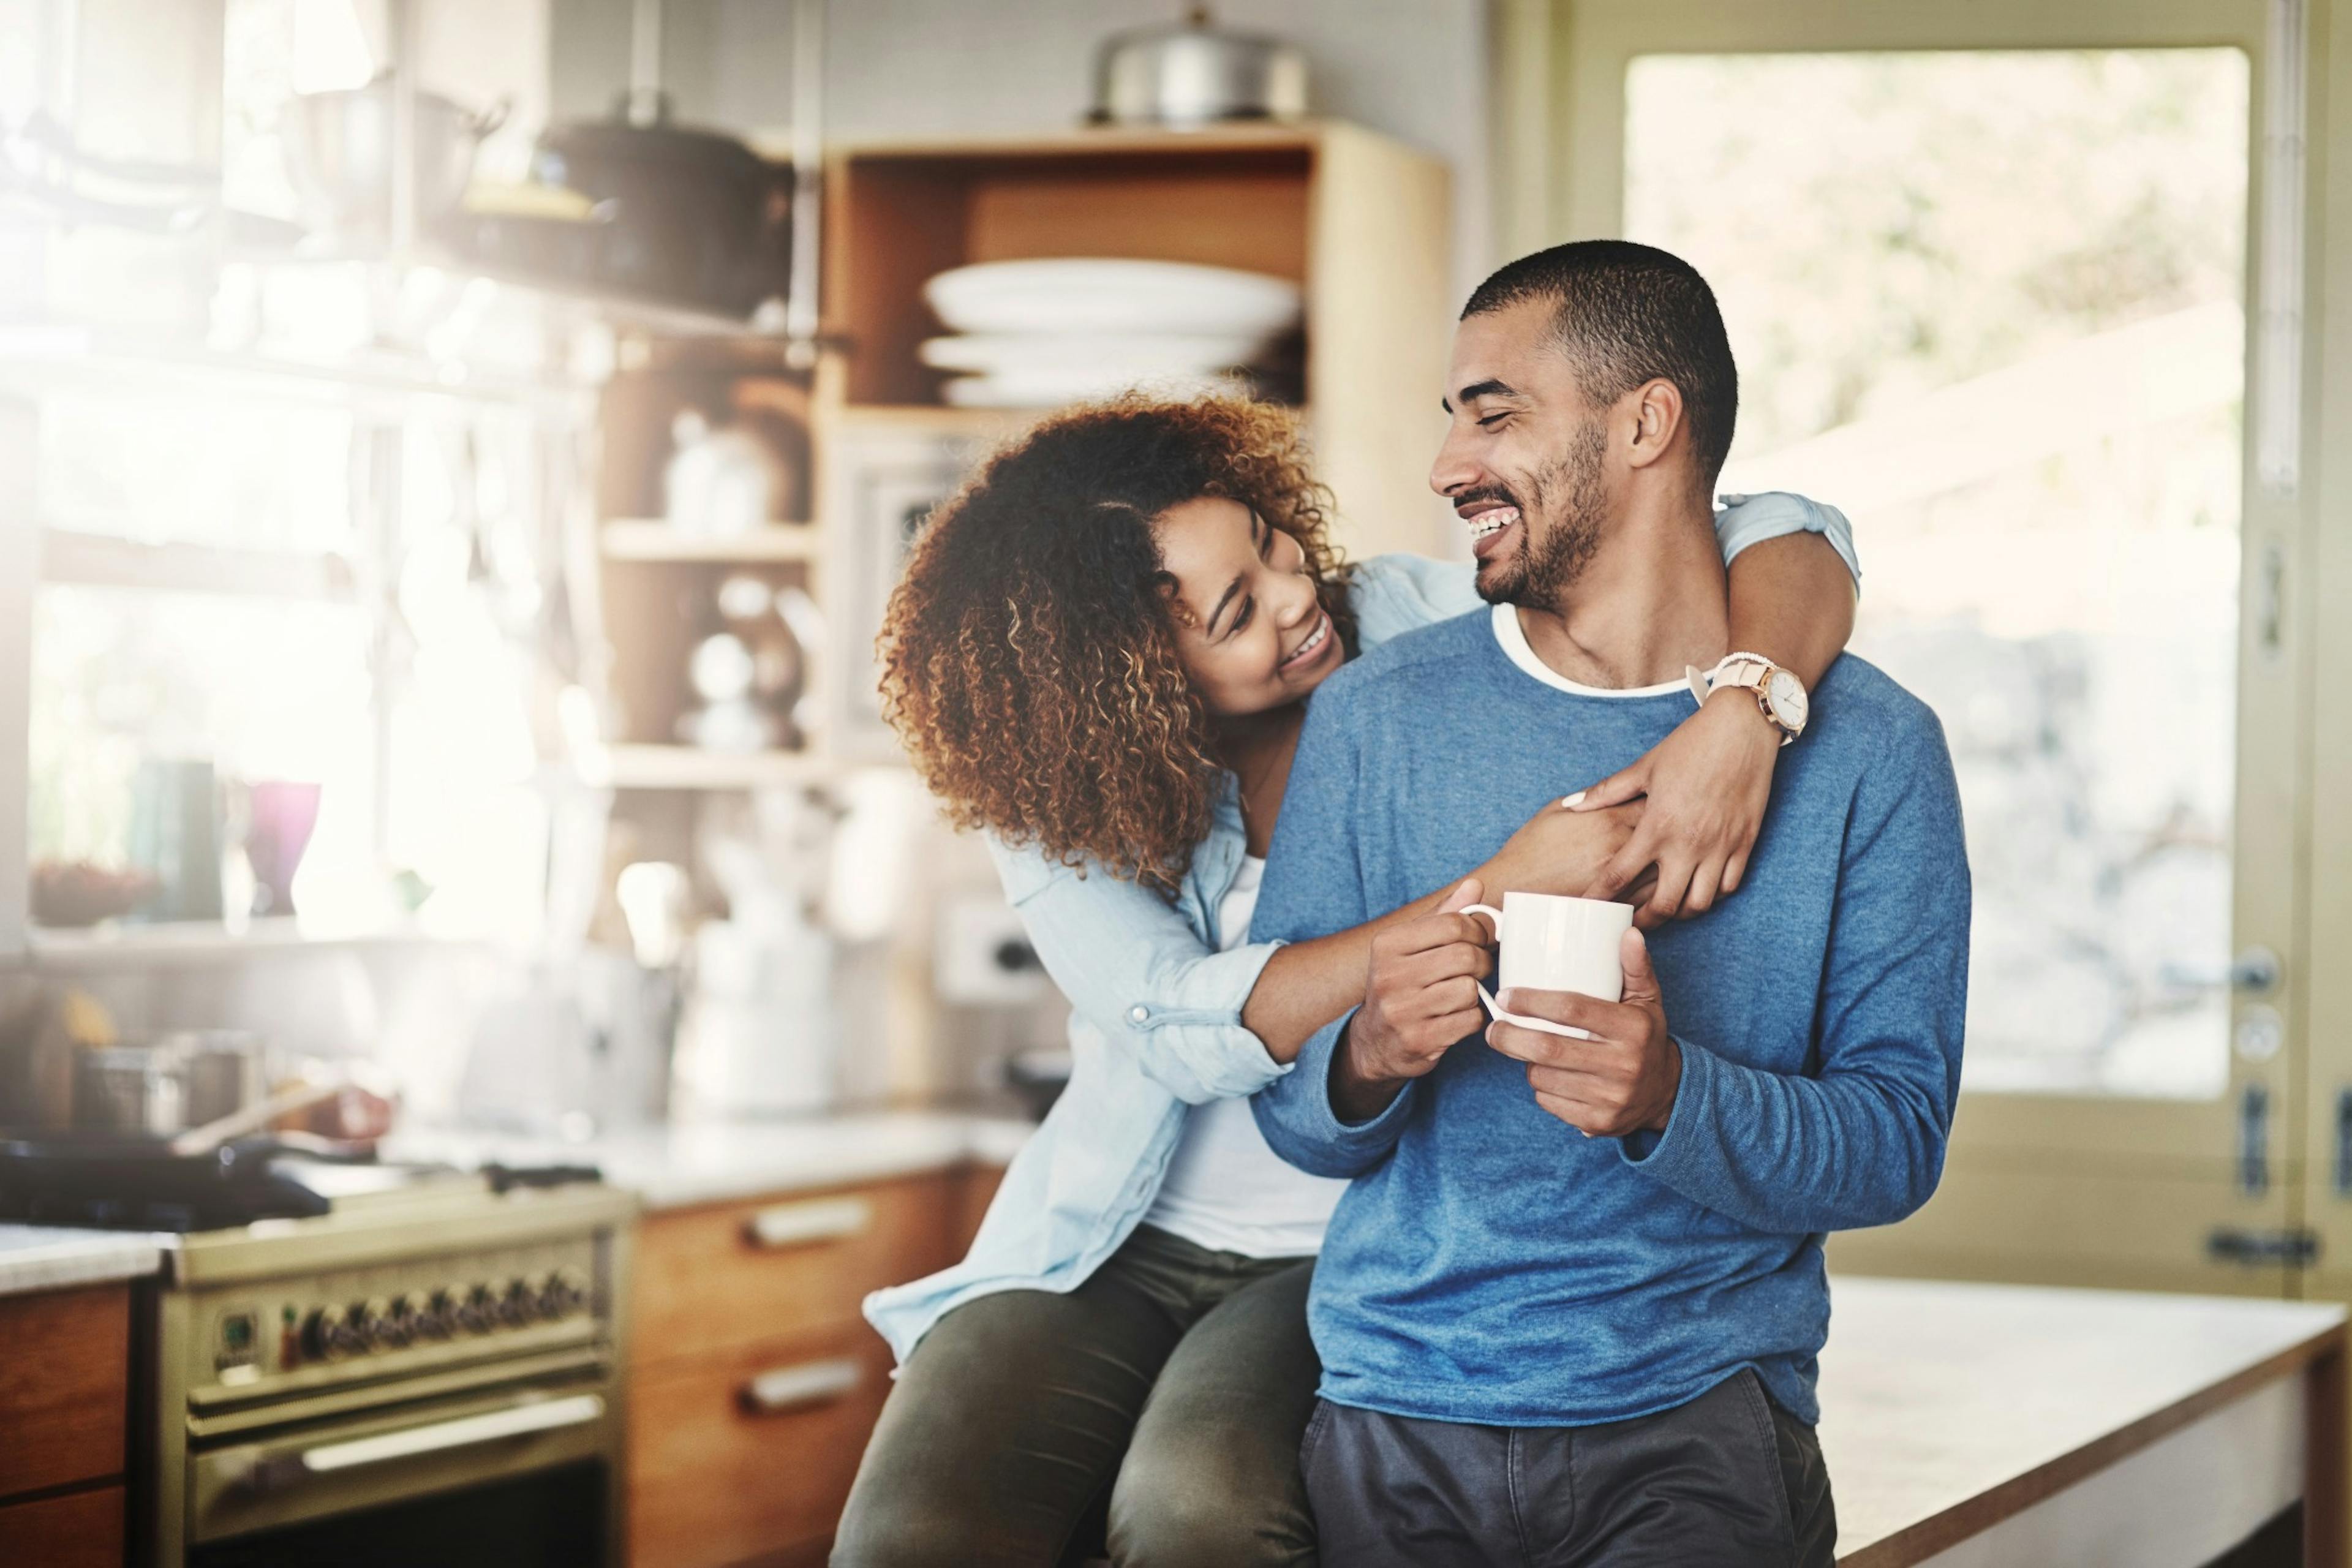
[1697, 652, 1801, 745]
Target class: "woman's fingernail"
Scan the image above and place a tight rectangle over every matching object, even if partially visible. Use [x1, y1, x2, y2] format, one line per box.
[1561, 791, 1586, 809]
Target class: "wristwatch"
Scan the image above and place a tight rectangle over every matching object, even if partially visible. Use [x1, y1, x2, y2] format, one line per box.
[1686, 651, 1809, 744]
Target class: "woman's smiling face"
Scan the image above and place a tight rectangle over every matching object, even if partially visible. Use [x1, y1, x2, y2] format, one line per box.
[1154, 496, 1342, 718]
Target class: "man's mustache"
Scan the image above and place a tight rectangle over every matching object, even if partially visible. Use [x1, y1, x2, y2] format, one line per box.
[1454, 485, 1523, 513]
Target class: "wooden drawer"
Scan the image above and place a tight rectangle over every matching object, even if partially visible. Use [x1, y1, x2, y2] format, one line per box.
[633, 1172, 961, 1365]
[0, 1285, 128, 1498]
[0, 1485, 126, 1567]
[629, 1325, 892, 1568]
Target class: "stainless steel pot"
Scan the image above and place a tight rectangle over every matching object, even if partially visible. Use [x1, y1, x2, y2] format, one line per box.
[71, 1031, 260, 1135]
[284, 72, 506, 243]
[74, 1047, 187, 1136]
[1088, 7, 1308, 127]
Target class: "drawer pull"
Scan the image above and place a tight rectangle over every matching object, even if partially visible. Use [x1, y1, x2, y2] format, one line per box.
[745, 1196, 873, 1250]
[741, 1357, 861, 1415]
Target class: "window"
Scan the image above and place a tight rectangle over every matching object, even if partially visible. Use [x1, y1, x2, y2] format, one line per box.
[1624, 48, 2251, 1096]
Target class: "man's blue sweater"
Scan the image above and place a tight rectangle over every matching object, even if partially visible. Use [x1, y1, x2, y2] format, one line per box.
[1250, 605, 1970, 1427]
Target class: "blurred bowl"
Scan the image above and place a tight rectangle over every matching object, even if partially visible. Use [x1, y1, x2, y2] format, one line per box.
[923, 258, 1303, 337]
[30, 861, 159, 928]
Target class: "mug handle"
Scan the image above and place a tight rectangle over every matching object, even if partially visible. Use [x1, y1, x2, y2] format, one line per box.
[1460, 903, 1503, 941]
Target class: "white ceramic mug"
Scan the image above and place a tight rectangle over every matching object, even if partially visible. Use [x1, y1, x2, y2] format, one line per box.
[1463, 891, 1633, 1038]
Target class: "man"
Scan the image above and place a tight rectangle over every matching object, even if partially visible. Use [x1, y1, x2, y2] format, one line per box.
[1248, 239, 1970, 1566]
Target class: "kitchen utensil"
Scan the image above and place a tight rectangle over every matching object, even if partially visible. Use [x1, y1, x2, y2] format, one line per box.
[75, 1047, 187, 1136]
[73, 1030, 265, 1137]
[532, 97, 792, 314]
[665, 410, 784, 537]
[165, 1076, 344, 1158]
[1088, 6, 1310, 127]
[126, 758, 224, 922]
[715, 573, 814, 736]
[924, 258, 1303, 337]
[244, 781, 322, 916]
[919, 330, 1270, 379]
[170, 1030, 263, 1126]
[282, 72, 506, 244]
[28, 861, 159, 927]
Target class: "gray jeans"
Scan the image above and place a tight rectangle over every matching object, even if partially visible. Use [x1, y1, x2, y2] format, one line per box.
[1302, 1370, 1838, 1568]
[832, 1224, 1321, 1568]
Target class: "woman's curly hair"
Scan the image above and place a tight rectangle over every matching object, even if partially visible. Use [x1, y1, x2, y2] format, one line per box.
[878, 392, 1355, 897]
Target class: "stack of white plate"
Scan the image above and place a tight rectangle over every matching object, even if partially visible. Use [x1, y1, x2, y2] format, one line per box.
[919, 258, 1305, 409]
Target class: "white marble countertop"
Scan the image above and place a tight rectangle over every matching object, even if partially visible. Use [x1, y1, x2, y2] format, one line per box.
[388, 1109, 1036, 1212]
[0, 1224, 164, 1298]
[1820, 1276, 2345, 1565]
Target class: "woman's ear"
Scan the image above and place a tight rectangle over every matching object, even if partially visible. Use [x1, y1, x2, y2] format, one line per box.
[1623, 378, 1687, 472]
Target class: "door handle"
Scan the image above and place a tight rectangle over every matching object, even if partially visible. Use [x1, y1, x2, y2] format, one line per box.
[255, 1393, 605, 1487]
[2238, 1082, 2271, 1197]
[2232, 946, 2283, 994]
[741, 1357, 861, 1415]
[744, 1196, 872, 1250]
[2335, 1090, 2352, 1197]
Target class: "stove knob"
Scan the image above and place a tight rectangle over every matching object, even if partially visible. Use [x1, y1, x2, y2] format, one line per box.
[418, 1286, 460, 1340]
[458, 1283, 497, 1335]
[300, 1305, 349, 1362]
[375, 1295, 418, 1350]
[333, 1302, 374, 1357]
[542, 1267, 590, 1319]
[500, 1276, 543, 1327]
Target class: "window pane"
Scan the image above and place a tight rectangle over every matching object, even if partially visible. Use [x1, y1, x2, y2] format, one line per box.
[1624, 50, 2249, 1097]
[29, 587, 379, 929]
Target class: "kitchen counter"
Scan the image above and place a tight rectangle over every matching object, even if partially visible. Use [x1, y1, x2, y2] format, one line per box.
[1822, 1276, 2345, 1566]
[390, 1109, 1035, 1212]
[0, 1225, 161, 1298]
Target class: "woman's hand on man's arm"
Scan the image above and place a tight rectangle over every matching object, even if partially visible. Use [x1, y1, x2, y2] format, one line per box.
[1570, 529, 1858, 928]
[1240, 802, 1646, 1059]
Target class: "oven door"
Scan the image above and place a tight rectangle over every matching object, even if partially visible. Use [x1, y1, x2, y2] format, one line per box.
[185, 1376, 616, 1567]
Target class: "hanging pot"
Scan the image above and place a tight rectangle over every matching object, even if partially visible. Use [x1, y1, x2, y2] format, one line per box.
[283, 72, 507, 244]
[1088, 6, 1310, 128]
[532, 94, 793, 316]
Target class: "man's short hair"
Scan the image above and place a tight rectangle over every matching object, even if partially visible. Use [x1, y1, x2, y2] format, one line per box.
[1461, 239, 1738, 486]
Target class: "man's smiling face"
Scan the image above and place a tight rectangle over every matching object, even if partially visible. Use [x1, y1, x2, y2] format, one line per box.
[1428, 297, 1615, 609]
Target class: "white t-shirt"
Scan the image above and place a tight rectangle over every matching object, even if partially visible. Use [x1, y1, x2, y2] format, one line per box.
[1140, 854, 1350, 1257]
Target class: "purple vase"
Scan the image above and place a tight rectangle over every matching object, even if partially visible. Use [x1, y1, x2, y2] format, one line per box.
[246, 782, 323, 917]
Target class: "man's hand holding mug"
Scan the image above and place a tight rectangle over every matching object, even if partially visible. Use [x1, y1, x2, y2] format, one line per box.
[1334, 878, 1494, 1123]
[1485, 925, 1682, 1138]
[1461, 890, 1682, 1139]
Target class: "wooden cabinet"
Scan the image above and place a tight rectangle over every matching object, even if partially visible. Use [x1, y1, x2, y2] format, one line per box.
[821, 125, 1457, 564]
[0, 1284, 130, 1561]
[627, 1163, 1005, 1568]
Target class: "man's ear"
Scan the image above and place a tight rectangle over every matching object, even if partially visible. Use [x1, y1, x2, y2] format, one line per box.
[1623, 379, 1686, 472]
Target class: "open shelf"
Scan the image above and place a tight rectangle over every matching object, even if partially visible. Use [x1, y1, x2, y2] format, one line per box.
[570, 743, 830, 791]
[600, 521, 821, 564]
[227, 241, 799, 344]
[39, 529, 357, 601]
[0, 318, 591, 416]
[826, 138, 1314, 408]
[18, 917, 454, 971]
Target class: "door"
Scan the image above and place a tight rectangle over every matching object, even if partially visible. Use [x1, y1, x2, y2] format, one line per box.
[1515, 0, 2316, 1294]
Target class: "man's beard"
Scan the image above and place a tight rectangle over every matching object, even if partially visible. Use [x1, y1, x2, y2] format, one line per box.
[1474, 418, 1608, 609]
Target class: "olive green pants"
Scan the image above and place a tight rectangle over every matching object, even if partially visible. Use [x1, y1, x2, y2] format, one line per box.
[832, 1224, 1321, 1568]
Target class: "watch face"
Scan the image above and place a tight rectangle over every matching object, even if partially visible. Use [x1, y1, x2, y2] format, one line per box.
[1768, 669, 1809, 729]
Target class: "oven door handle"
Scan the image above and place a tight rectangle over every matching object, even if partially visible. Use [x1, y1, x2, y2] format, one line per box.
[293, 1393, 606, 1476]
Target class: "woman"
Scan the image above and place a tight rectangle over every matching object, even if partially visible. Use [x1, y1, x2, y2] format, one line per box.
[834, 394, 1859, 1568]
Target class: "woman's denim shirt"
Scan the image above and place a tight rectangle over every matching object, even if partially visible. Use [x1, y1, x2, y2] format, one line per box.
[864, 494, 1860, 1363]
